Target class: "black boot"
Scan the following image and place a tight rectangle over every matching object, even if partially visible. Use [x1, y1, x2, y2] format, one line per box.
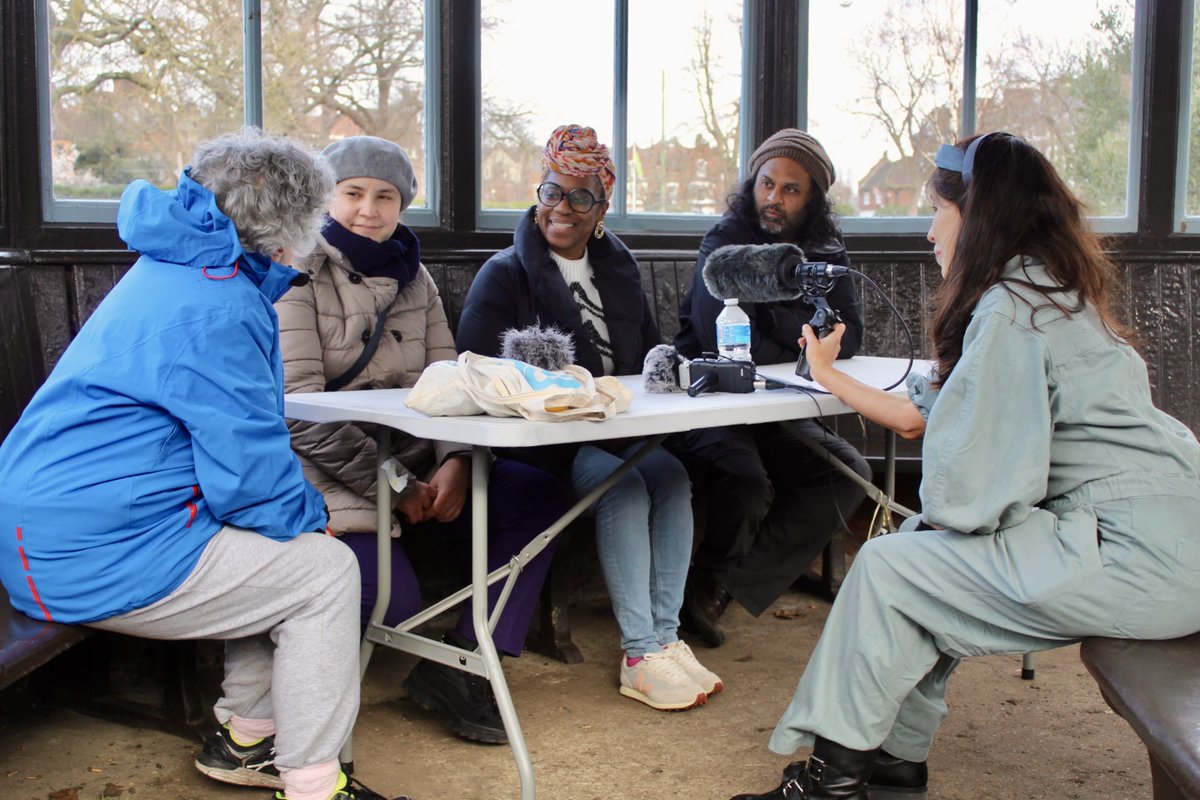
[867, 751, 928, 798]
[401, 631, 507, 744]
[680, 571, 732, 648]
[728, 738, 876, 800]
[728, 761, 807, 800]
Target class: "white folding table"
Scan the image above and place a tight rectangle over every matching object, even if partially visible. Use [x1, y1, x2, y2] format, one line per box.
[283, 356, 922, 799]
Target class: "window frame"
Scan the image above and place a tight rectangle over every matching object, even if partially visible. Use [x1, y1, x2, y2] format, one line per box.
[473, 0, 754, 235]
[803, 0, 1148, 236]
[1176, 0, 1198, 234]
[33, 0, 441, 228]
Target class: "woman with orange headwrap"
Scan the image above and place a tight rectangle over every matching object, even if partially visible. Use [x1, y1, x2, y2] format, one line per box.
[457, 125, 721, 711]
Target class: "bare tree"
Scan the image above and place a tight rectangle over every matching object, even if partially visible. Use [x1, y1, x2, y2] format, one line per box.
[688, 9, 740, 191]
[848, 0, 962, 166]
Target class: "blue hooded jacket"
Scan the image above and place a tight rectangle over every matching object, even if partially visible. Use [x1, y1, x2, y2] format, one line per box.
[0, 171, 328, 624]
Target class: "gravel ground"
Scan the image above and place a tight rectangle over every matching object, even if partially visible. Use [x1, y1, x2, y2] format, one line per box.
[1, 584, 1149, 800]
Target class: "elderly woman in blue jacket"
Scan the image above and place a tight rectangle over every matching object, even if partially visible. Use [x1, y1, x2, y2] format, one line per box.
[456, 124, 721, 712]
[0, 129, 402, 800]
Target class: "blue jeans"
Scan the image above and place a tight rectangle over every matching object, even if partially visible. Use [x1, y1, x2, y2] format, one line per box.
[571, 442, 694, 657]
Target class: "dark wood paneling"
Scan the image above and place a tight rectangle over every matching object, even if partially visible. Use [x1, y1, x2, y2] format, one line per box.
[5, 252, 1200, 447]
[0, 267, 39, 433]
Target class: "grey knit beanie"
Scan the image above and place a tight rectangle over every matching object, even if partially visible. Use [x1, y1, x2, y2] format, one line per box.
[747, 129, 835, 193]
[322, 135, 418, 211]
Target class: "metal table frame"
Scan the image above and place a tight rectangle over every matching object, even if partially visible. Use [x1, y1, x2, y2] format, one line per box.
[283, 357, 923, 799]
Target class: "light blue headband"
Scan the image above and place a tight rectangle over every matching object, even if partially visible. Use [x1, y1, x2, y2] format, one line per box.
[934, 133, 1007, 186]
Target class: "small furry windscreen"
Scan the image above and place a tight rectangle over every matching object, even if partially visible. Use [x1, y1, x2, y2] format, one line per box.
[499, 325, 577, 371]
[642, 344, 684, 393]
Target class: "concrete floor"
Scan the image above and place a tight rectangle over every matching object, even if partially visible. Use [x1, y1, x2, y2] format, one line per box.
[0, 581, 1151, 800]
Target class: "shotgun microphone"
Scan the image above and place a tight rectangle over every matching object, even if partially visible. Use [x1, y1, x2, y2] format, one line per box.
[702, 243, 850, 302]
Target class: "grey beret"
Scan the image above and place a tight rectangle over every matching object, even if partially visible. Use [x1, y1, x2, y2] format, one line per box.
[322, 135, 418, 211]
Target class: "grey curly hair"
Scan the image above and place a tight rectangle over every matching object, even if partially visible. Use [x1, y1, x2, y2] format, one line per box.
[189, 128, 335, 258]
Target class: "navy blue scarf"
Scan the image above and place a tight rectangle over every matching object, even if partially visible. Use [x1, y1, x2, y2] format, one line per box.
[321, 217, 422, 287]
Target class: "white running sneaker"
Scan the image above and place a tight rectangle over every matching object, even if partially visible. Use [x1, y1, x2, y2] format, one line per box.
[664, 639, 724, 696]
[619, 649, 707, 711]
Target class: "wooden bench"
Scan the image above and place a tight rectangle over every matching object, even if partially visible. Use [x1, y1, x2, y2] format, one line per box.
[0, 584, 90, 692]
[1, 581, 217, 740]
[1080, 634, 1200, 799]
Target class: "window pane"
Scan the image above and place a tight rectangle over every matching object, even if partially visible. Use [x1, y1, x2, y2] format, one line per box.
[978, 0, 1135, 217]
[46, 0, 243, 199]
[808, 0, 1134, 220]
[808, 0, 961, 218]
[626, 0, 742, 215]
[480, 0, 615, 211]
[262, 0, 429, 208]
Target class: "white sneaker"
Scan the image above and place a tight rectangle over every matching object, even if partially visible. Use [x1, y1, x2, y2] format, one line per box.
[619, 649, 707, 711]
[664, 639, 723, 696]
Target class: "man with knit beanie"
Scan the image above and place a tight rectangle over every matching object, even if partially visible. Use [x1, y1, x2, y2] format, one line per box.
[670, 128, 871, 648]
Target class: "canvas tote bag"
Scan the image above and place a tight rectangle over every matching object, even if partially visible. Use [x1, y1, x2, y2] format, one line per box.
[406, 352, 632, 422]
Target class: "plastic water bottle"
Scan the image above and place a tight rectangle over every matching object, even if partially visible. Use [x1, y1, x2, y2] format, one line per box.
[715, 298, 752, 363]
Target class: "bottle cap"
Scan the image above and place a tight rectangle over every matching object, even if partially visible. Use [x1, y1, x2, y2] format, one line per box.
[723, 298, 738, 305]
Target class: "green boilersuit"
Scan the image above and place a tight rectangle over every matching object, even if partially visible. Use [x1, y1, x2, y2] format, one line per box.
[769, 257, 1200, 762]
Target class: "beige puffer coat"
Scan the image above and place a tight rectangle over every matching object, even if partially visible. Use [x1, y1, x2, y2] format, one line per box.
[277, 235, 459, 534]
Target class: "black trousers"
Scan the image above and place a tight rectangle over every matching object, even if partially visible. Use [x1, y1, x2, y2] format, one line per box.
[668, 419, 871, 616]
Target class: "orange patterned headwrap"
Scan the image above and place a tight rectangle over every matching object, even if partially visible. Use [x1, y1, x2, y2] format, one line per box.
[541, 124, 616, 198]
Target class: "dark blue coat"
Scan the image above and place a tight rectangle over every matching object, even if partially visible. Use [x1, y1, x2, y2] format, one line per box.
[456, 207, 661, 377]
[674, 212, 864, 363]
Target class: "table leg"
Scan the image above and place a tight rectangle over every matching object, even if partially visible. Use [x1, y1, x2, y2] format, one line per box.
[470, 446, 536, 799]
[792, 426, 916, 521]
[340, 427, 394, 771]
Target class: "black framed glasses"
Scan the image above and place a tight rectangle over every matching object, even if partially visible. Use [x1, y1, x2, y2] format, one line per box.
[536, 182, 606, 213]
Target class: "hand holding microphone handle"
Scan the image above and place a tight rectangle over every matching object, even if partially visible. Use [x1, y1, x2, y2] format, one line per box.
[795, 295, 843, 381]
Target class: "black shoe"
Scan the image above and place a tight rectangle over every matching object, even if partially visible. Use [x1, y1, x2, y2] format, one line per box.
[729, 761, 807, 800]
[680, 572, 732, 648]
[728, 738, 877, 800]
[274, 770, 410, 800]
[868, 751, 928, 798]
[194, 725, 283, 789]
[403, 656, 508, 744]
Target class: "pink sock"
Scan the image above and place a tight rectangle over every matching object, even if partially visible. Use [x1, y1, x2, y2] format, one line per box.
[626, 655, 643, 667]
[228, 716, 276, 744]
[280, 759, 341, 800]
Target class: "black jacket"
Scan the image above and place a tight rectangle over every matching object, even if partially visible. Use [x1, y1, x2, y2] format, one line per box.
[455, 208, 662, 472]
[456, 207, 661, 376]
[674, 212, 864, 364]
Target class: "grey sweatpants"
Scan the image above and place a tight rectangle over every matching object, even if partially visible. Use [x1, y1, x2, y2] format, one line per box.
[90, 526, 361, 771]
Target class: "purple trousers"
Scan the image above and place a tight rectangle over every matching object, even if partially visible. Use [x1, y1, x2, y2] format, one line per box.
[341, 457, 567, 656]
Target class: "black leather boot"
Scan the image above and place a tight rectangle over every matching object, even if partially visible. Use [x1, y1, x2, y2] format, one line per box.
[728, 738, 876, 799]
[401, 630, 507, 744]
[867, 751, 928, 799]
[679, 571, 733, 648]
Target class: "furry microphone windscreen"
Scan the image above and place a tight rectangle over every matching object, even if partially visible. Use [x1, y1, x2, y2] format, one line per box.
[642, 344, 684, 393]
[499, 325, 576, 371]
[702, 243, 807, 303]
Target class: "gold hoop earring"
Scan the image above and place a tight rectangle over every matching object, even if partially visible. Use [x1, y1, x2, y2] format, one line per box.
[594, 219, 605, 239]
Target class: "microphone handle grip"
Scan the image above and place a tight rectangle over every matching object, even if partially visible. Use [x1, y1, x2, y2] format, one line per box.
[795, 321, 834, 381]
[796, 343, 814, 381]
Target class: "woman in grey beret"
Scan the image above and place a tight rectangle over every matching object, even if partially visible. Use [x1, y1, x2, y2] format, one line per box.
[275, 135, 568, 748]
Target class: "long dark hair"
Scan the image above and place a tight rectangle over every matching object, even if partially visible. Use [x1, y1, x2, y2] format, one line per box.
[928, 133, 1127, 383]
[726, 172, 842, 248]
